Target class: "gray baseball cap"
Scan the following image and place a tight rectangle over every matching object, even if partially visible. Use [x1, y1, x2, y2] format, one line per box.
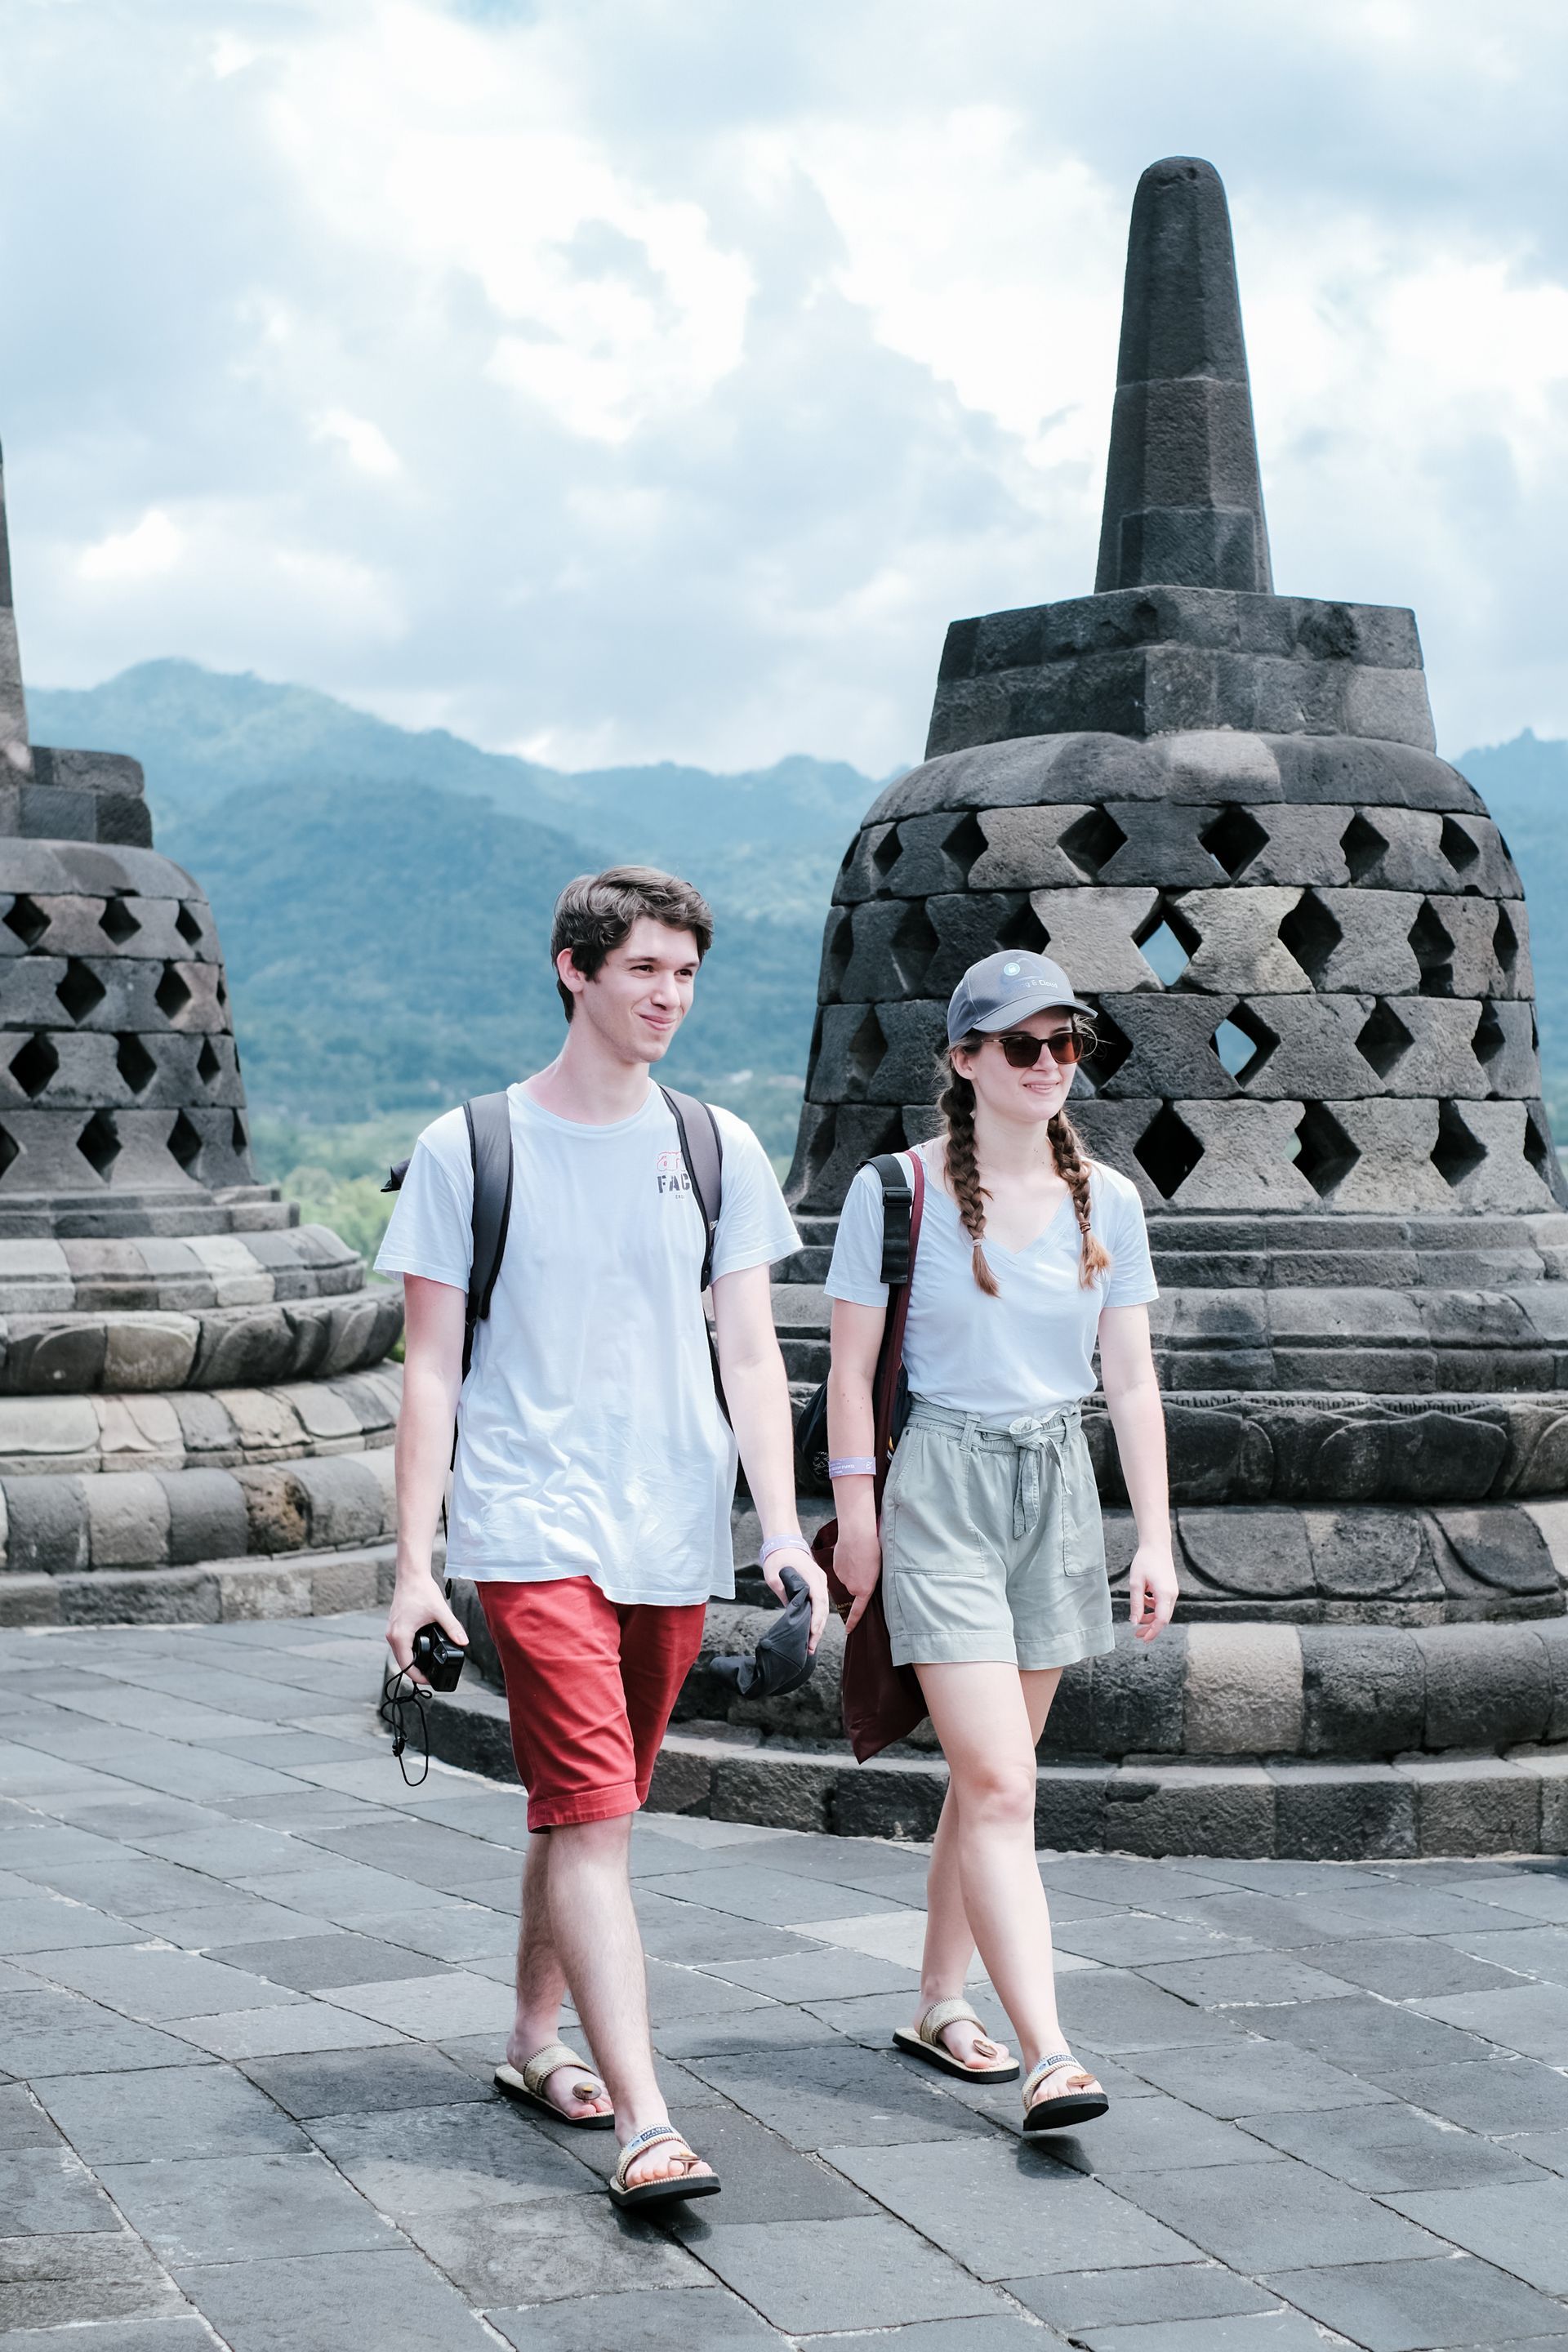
[947, 950, 1094, 1045]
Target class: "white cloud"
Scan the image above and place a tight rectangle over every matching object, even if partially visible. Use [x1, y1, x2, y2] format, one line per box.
[314, 408, 402, 476]
[78, 509, 185, 583]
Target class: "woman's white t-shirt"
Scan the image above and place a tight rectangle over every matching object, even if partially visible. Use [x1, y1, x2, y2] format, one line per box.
[824, 1144, 1157, 1423]
[376, 1085, 800, 1603]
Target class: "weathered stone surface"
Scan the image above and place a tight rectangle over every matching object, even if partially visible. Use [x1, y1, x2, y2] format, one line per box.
[1183, 1622, 1302, 1753]
[1299, 1626, 1425, 1755]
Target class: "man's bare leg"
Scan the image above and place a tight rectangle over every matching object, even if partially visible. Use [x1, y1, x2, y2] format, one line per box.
[506, 1833, 612, 2121]
[541, 1815, 712, 2185]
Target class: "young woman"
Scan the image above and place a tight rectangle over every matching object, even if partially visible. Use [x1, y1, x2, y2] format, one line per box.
[825, 948, 1178, 2132]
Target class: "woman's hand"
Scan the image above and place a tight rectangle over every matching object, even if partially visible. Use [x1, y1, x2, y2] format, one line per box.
[1128, 1544, 1178, 1643]
[832, 1520, 883, 1634]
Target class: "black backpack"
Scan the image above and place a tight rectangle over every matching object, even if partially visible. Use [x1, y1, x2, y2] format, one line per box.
[793, 1152, 916, 1485]
[384, 1085, 725, 1379]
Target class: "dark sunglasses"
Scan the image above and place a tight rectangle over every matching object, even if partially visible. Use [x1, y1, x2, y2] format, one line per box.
[992, 1027, 1087, 1069]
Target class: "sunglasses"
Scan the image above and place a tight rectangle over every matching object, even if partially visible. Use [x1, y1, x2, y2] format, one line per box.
[992, 1027, 1087, 1069]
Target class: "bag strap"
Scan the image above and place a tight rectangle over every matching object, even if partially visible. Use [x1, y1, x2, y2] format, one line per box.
[657, 1085, 724, 1291]
[872, 1150, 924, 1502]
[461, 1091, 514, 1378]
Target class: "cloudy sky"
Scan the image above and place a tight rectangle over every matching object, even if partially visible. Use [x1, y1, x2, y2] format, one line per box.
[2, 0, 1566, 774]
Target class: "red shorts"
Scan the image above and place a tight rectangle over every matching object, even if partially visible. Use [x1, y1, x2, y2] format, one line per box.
[478, 1578, 706, 1832]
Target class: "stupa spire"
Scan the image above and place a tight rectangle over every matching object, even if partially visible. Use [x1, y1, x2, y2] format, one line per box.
[1094, 154, 1272, 595]
[0, 439, 30, 774]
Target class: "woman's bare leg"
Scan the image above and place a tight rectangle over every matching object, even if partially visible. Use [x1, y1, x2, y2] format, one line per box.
[911, 1662, 1069, 2077]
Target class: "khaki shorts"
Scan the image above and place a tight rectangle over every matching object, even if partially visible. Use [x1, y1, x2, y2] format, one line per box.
[880, 1398, 1114, 1672]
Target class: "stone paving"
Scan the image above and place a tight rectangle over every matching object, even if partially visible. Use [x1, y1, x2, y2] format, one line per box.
[3, 1615, 1568, 2350]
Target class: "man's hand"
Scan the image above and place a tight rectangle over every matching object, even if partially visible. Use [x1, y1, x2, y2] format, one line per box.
[762, 1544, 830, 1651]
[385, 1572, 469, 1685]
[830, 1521, 882, 1636]
[1128, 1545, 1178, 1643]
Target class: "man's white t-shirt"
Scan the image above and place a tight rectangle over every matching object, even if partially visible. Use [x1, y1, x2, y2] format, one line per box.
[825, 1145, 1157, 1424]
[376, 1085, 800, 1605]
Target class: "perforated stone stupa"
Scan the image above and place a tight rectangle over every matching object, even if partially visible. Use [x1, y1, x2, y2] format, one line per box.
[0, 439, 402, 1626]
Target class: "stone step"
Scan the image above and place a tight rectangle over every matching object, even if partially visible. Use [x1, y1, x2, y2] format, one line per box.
[0, 1293, 402, 1395]
[0, 1223, 374, 1313]
[1, 1537, 404, 1627]
[0, 1364, 400, 1478]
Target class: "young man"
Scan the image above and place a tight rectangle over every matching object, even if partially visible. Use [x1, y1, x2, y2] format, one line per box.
[379, 866, 826, 2210]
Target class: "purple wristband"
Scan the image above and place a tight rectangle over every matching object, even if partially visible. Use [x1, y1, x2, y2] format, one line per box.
[828, 1456, 877, 1478]
[759, 1534, 806, 1565]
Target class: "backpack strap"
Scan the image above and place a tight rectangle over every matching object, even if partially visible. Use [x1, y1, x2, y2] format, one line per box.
[657, 1085, 724, 1291]
[870, 1152, 915, 1287]
[461, 1092, 514, 1378]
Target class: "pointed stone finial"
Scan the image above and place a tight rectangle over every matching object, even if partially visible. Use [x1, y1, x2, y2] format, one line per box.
[0, 439, 31, 775]
[1094, 156, 1272, 596]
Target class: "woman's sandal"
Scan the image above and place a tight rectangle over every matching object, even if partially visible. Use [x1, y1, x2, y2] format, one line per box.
[494, 2041, 615, 2131]
[1021, 2050, 1109, 2133]
[892, 1997, 1022, 2084]
[608, 2123, 723, 2214]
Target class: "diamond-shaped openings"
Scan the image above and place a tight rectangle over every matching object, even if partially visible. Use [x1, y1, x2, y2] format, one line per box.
[1210, 1004, 1276, 1085]
[56, 959, 106, 1025]
[175, 903, 203, 948]
[98, 893, 140, 946]
[155, 963, 192, 1021]
[1078, 1005, 1131, 1094]
[1133, 1103, 1203, 1200]
[230, 1111, 247, 1155]
[1408, 900, 1454, 996]
[1440, 817, 1480, 875]
[76, 1109, 121, 1180]
[1494, 906, 1519, 978]
[1432, 1100, 1486, 1190]
[848, 1009, 886, 1089]
[1058, 807, 1128, 880]
[823, 909, 853, 1000]
[889, 902, 938, 996]
[2, 893, 48, 949]
[216, 974, 229, 1011]
[1472, 1002, 1505, 1071]
[1525, 1104, 1555, 1187]
[871, 826, 902, 884]
[1134, 899, 1199, 987]
[1200, 805, 1267, 880]
[197, 1037, 222, 1087]
[115, 1033, 157, 1094]
[942, 811, 987, 884]
[1339, 813, 1388, 882]
[1292, 1102, 1360, 1197]
[0, 1123, 17, 1180]
[1356, 998, 1413, 1078]
[167, 1110, 203, 1176]
[996, 898, 1050, 956]
[1278, 890, 1343, 986]
[8, 1033, 58, 1098]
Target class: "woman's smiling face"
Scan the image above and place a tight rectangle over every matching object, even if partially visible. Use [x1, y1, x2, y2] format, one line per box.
[952, 1006, 1083, 1129]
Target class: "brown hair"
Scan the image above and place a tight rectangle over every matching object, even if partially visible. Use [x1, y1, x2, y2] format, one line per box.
[550, 866, 714, 1018]
[938, 1031, 1112, 1293]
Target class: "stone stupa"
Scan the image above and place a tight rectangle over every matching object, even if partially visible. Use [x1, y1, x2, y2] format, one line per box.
[653, 157, 1568, 1858]
[0, 442, 403, 1627]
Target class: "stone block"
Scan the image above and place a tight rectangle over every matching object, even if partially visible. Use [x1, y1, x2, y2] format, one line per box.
[1178, 1506, 1315, 1601]
[1436, 1101, 1557, 1213]
[234, 1464, 309, 1554]
[0, 1391, 99, 1468]
[1095, 800, 1241, 889]
[290, 1454, 387, 1548]
[1302, 1509, 1441, 1603]
[60, 1566, 220, 1625]
[2, 1472, 89, 1573]
[158, 1467, 249, 1566]
[1103, 1762, 1276, 1857]
[2, 1316, 109, 1392]
[0, 1571, 63, 1624]
[713, 1753, 835, 1832]
[86, 1469, 172, 1567]
[1175, 886, 1316, 993]
[966, 804, 1108, 890]
[308, 1551, 381, 1614]
[193, 1307, 296, 1388]
[1094, 994, 1238, 1099]
[1297, 889, 1423, 993]
[1089, 1623, 1186, 1753]
[1325, 1098, 1454, 1214]
[831, 822, 897, 905]
[1033, 1765, 1110, 1850]
[1019, 887, 1162, 991]
[1183, 1624, 1303, 1753]
[1174, 1101, 1321, 1209]
[1218, 994, 1381, 1100]
[171, 1389, 241, 1461]
[1414, 1624, 1556, 1748]
[1268, 1760, 1418, 1860]
[1299, 1625, 1426, 1755]
[211, 1560, 314, 1619]
[832, 1758, 947, 1840]
[97, 1392, 183, 1470]
[1157, 726, 1283, 800]
[1163, 1403, 1275, 1503]
[1429, 1506, 1559, 1603]
[102, 1314, 199, 1391]
[1396, 1754, 1540, 1855]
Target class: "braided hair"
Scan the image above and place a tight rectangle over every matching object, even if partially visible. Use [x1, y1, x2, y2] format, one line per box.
[937, 1029, 1113, 1294]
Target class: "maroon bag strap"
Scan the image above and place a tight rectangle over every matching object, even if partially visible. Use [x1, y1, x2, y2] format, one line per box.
[872, 1150, 924, 1512]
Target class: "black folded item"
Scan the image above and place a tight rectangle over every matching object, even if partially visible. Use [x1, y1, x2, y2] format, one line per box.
[708, 1566, 816, 1699]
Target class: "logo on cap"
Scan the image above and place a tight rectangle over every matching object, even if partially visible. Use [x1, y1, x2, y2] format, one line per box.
[1002, 961, 1021, 976]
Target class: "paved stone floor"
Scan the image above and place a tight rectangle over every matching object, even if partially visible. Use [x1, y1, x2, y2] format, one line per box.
[3, 1617, 1568, 2352]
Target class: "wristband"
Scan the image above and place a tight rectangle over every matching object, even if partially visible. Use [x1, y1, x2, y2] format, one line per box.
[759, 1534, 807, 1564]
[828, 1456, 877, 1478]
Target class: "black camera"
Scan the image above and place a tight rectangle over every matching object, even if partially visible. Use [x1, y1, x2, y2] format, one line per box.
[411, 1623, 466, 1692]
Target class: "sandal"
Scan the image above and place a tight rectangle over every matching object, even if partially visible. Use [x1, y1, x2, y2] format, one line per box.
[608, 2123, 722, 2213]
[1021, 2050, 1108, 2133]
[892, 1997, 1021, 2084]
[494, 2041, 614, 2131]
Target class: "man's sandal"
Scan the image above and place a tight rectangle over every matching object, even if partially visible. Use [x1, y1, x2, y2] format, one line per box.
[494, 2042, 614, 2131]
[1021, 2050, 1109, 2132]
[892, 1998, 1021, 2084]
[608, 2123, 722, 2214]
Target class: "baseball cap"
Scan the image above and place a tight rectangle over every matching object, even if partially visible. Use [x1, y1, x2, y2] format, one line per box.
[947, 950, 1095, 1045]
[707, 1566, 816, 1701]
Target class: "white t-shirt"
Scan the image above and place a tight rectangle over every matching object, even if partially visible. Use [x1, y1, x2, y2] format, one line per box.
[825, 1144, 1157, 1423]
[376, 1085, 800, 1604]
